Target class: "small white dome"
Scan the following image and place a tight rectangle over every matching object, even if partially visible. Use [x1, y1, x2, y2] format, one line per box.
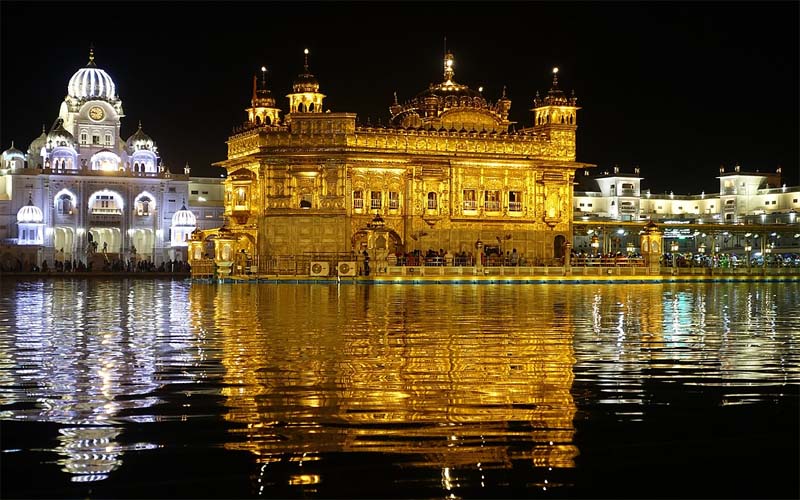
[27, 128, 47, 157]
[17, 202, 44, 223]
[3, 142, 25, 161]
[67, 49, 117, 100]
[126, 122, 156, 151]
[47, 119, 76, 148]
[171, 204, 196, 226]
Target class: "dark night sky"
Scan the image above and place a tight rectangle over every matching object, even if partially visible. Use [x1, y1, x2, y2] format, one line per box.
[2, 1, 798, 194]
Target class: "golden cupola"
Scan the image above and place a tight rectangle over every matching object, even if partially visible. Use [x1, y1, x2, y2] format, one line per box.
[389, 51, 514, 133]
[286, 49, 326, 115]
[247, 66, 281, 126]
[531, 67, 580, 138]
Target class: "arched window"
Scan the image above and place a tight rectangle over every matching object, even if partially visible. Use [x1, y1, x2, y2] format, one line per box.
[353, 190, 364, 209]
[236, 187, 247, 206]
[137, 196, 152, 216]
[370, 191, 382, 210]
[57, 194, 73, 215]
[427, 192, 437, 210]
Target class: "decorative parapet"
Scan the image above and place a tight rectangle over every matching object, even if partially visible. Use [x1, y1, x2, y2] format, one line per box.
[226, 123, 576, 162]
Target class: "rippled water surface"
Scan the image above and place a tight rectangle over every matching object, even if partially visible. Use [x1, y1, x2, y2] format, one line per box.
[0, 279, 798, 498]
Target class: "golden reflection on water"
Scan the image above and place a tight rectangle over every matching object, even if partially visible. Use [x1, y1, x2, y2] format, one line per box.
[189, 284, 579, 470]
[2, 280, 798, 493]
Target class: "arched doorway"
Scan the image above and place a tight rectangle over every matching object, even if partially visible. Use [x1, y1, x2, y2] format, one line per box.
[88, 227, 121, 255]
[53, 227, 75, 262]
[554, 234, 567, 259]
[130, 228, 154, 261]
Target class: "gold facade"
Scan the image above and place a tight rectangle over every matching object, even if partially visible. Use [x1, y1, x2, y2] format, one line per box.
[214, 53, 592, 263]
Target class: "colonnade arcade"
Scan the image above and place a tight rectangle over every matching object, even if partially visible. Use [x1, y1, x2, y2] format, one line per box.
[14, 186, 197, 266]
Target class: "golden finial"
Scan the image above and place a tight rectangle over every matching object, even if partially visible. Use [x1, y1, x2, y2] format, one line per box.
[502, 85, 507, 99]
[138, 120, 142, 129]
[303, 48, 309, 72]
[261, 66, 267, 88]
[552, 67, 559, 88]
[87, 43, 96, 67]
[444, 51, 455, 82]
[393, 91, 398, 105]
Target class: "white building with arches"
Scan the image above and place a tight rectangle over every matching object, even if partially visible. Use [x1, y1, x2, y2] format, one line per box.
[0, 48, 224, 270]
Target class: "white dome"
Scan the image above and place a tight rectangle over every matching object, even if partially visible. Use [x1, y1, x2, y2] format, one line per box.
[171, 205, 196, 226]
[27, 129, 47, 157]
[68, 50, 117, 100]
[69, 66, 116, 100]
[47, 119, 76, 148]
[127, 122, 156, 151]
[17, 203, 44, 223]
[3, 142, 25, 161]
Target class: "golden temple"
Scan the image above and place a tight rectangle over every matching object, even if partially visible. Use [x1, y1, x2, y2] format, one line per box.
[209, 49, 592, 268]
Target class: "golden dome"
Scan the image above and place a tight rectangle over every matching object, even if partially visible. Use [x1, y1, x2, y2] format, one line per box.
[389, 51, 511, 132]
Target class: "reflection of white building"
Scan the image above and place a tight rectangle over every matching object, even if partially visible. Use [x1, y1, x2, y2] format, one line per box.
[0, 48, 224, 268]
[574, 165, 800, 225]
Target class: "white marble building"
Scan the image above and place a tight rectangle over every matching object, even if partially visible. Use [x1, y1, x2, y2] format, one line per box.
[574, 165, 799, 225]
[0, 48, 224, 269]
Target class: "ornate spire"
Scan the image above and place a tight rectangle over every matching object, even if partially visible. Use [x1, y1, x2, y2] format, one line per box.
[303, 48, 309, 72]
[501, 85, 508, 99]
[138, 120, 142, 129]
[393, 91, 399, 105]
[87, 43, 96, 67]
[552, 67, 559, 88]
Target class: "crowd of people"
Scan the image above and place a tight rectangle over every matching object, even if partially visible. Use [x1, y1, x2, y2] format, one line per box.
[1, 257, 191, 274]
[382, 248, 527, 267]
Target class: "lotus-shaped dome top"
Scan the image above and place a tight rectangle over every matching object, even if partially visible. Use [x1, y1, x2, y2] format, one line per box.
[17, 199, 44, 223]
[171, 203, 197, 227]
[67, 47, 117, 100]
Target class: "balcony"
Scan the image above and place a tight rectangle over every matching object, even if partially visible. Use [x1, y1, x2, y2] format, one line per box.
[484, 201, 501, 212]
